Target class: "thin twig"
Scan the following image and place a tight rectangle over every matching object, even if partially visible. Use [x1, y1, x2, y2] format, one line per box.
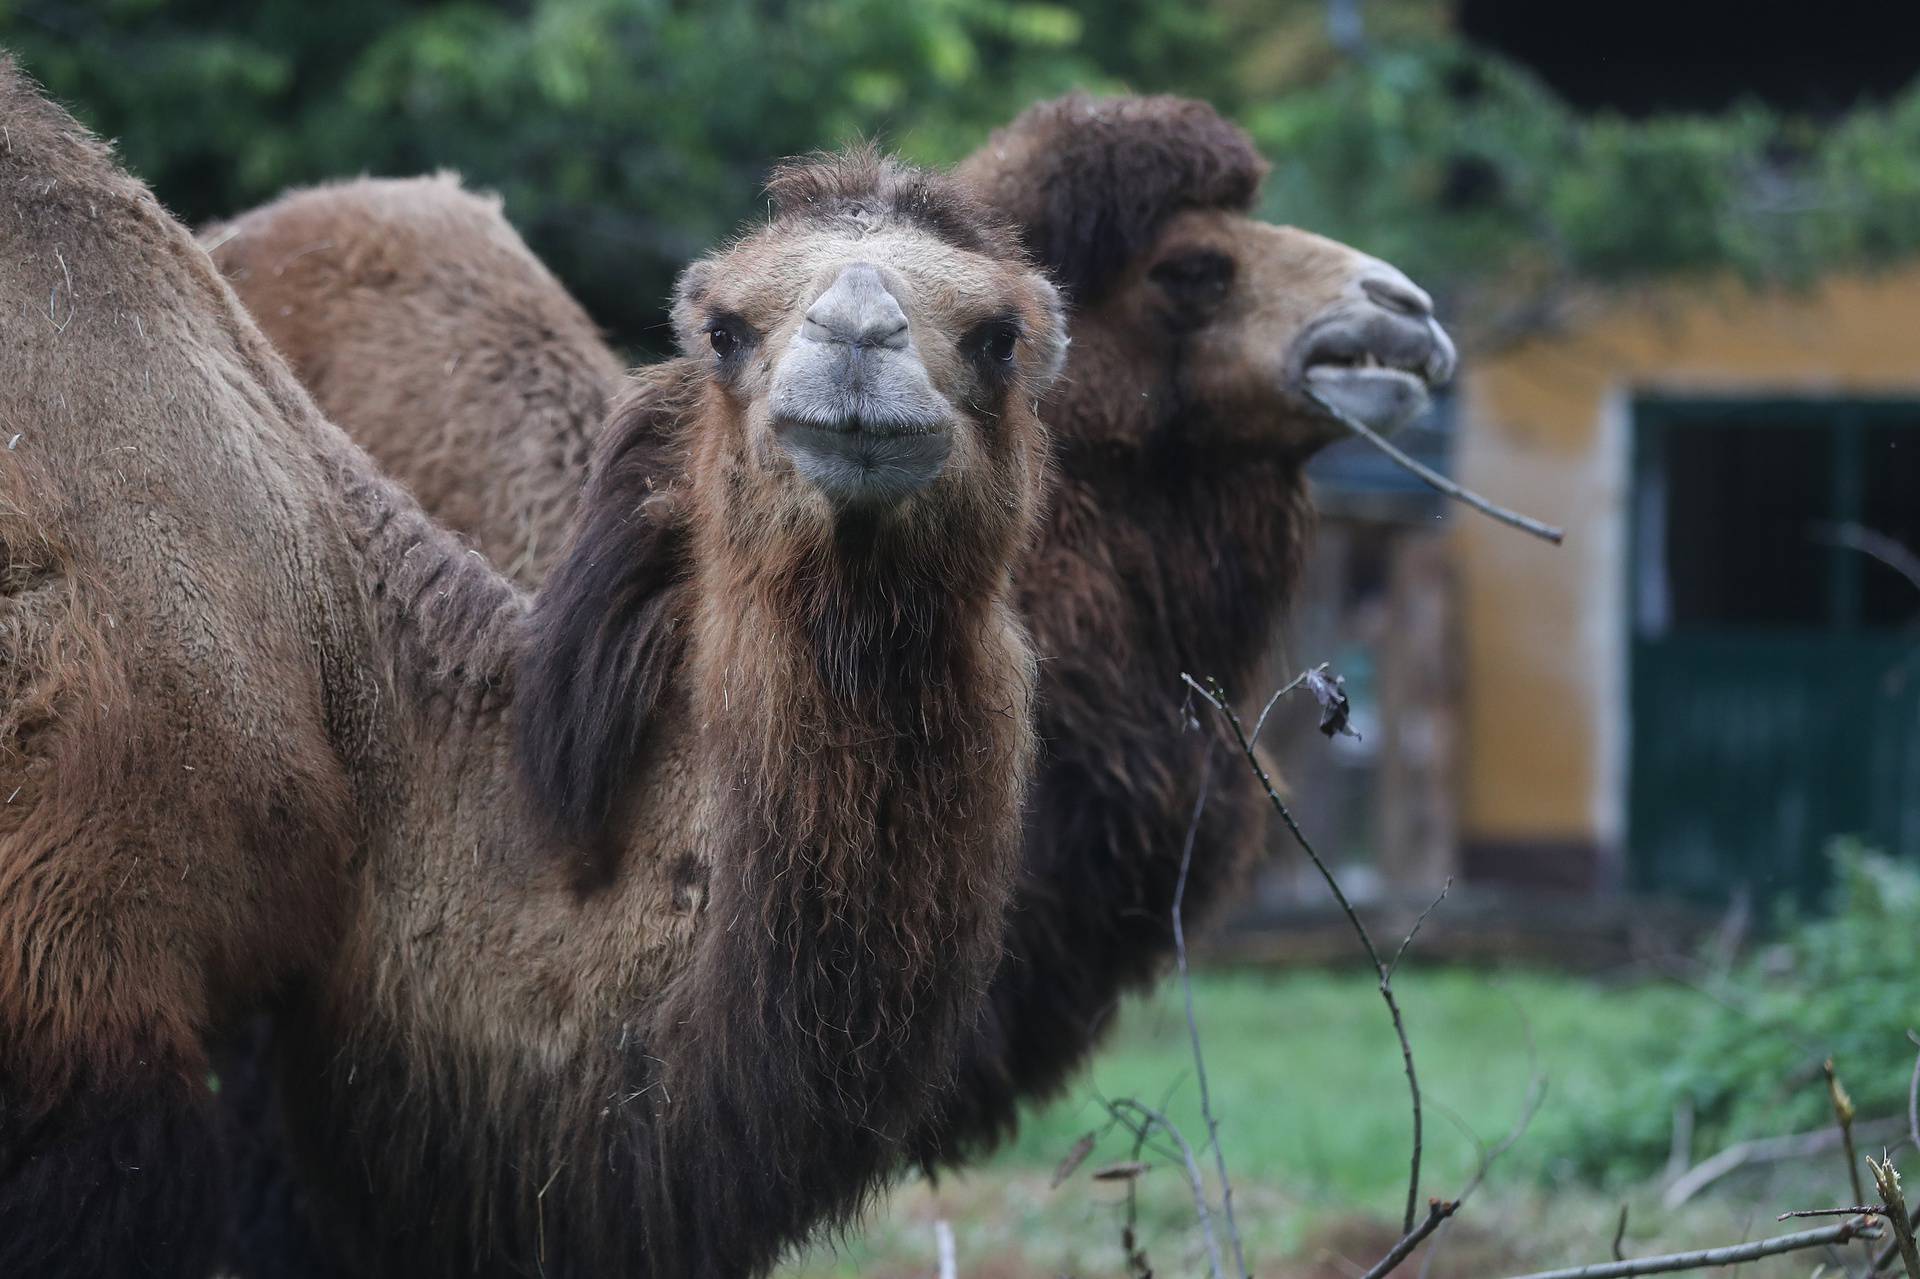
[1777, 1206, 1883, 1220]
[1814, 523, 1920, 596]
[1303, 386, 1564, 544]
[1183, 671, 1428, 1234]
[1662, 1116, 1907, 1209]
[1610, 1205, 1629, 1261]
[1498, 1219, 1879, 1278]
[1171, 745, 1247, 1279]
[1106, 1100, 1225, 1279]
[1249, 662, 1326, 746]
[1358, 1198, 1457, 1279]
[1830, 1058, 1867, 1206]
[1387, 878, 1452, 981]
[1417, 1011, 1548, 1279]
[1907, 1031, 1920, 1158]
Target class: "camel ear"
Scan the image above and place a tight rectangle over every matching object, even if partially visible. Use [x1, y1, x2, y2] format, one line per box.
[1026, 275, 1070, 393]
[670, 260, 717, 357]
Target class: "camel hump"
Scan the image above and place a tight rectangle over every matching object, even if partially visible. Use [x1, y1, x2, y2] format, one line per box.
[208, 171, 624, 583]
[0, 66, 367, 1096]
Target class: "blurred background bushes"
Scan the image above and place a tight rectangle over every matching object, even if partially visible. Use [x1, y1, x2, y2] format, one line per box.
[5, 0, 1917, 349]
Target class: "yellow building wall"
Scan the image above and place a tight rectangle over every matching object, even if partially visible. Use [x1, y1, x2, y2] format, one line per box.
[1455, 264, 1920, 878]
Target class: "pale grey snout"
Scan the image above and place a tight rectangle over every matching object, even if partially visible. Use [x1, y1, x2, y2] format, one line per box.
[799, 263, 912, 350]
[1291, 266, 1457, 437]
[770, 263, 958, 506]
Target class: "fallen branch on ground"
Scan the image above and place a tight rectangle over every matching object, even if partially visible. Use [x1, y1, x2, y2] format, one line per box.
[1498, 1218, 1880, 1279]
[1661, 1115, 1907, 1208]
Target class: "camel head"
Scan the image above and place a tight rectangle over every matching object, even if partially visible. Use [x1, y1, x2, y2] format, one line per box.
[957, 93, 1456, 458]
[668, 149, 1065, 556]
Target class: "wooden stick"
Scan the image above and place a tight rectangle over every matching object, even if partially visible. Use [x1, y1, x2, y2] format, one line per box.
[1304, 387, 1564, 545]
[1500, 1219, 1878, 1278]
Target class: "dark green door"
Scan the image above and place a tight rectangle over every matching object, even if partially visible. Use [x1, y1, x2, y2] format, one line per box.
[1629, 398, 1920, 904]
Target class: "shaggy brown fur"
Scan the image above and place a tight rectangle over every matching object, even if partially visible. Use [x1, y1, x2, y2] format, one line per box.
[926, 92, 1456, 1163]
[0, 64, 1066, 1279]
[960, 91, 1268, 307]
[209, 89, 1455, 1236]
[204, 175, 622, 585]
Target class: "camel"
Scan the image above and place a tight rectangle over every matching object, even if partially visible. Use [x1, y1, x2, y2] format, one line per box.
[208, 92, 1456, 1171]
[202, 174, 622, 586]
[0, 60, 1069, 1279]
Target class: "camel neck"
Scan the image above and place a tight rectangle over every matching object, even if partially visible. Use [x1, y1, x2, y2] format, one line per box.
[1043, 437, 1311, 699]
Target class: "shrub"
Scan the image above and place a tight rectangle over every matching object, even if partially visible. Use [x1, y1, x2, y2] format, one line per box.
[1531, 840, 1920, 1187]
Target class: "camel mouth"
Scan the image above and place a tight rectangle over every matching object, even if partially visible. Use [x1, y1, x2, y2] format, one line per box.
[1301, 361, 1433, 436]
[775, 416, 954, 505]
[1291, 311, 1455, 437]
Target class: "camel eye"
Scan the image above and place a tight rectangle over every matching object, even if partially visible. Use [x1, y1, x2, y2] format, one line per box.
[1149, 250, 1235, 326]
[969, 318, 1021, 370]
[707, 324, 737, 358]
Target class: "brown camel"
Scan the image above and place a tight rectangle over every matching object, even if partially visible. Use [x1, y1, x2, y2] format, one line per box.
[209, 92, 1455, 1169]
[0, 60, 1067, 1279]
[202, 174, 622, 585]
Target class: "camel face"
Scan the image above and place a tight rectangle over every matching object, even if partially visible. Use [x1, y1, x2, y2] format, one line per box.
[769, 261, 959, 505]
[1109, 207, 1457, 454]
[672, 212, 1065, 517]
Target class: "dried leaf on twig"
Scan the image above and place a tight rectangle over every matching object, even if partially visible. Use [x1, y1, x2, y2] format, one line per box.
[1091, 1161, 1153, 1182]
[1051, 1131, 1098, 1189]
[1302, 665, 1358, 739]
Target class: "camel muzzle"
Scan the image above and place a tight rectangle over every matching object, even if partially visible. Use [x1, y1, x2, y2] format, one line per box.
[770, 262, 958, 506]
[1289, 267, 1457, 437]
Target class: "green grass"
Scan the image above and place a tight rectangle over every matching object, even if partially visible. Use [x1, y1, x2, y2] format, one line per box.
[777, 965, 1825, 1278]
[988, 966, 1696, 1208]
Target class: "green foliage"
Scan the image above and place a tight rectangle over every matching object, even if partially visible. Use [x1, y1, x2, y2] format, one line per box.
[4, 5, 1917, 348]
[1247, 40, 1920, 303]
[1534, 841, 1920, 1187]
[0, 0, 1142, 347]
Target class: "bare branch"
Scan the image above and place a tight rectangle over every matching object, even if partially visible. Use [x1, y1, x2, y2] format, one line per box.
[1358, 1198, 1458, 1279]
[1182, 671, 1430, 1233]
[1814, 522, 1920, 597]
[1303, 386, 1564, 545]
[1105, 1100, 1225, 1279]
[1872, 1156, 1920, 1278]
[1829, 1058, 1868, 1206]
[1499, 1218, 1879, 1279]
[1662, 1116, 1908, 1209]
[1388, 879, 1452, 982]
[1907, 1030, 1920, 1158]
[1249, 662, 1325, 746]
[1610, 1205, 1628, 1261]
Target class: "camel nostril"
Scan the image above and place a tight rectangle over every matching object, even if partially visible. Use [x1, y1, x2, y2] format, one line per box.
[1361, 275, 1433, 320]
[803, 264, 912, 349]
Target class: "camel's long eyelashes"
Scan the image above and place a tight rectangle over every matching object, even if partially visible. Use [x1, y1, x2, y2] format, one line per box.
[705, 313, 756, 368]
[964, 315, 1023, 381]
[1148, 248, 1235, 329]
